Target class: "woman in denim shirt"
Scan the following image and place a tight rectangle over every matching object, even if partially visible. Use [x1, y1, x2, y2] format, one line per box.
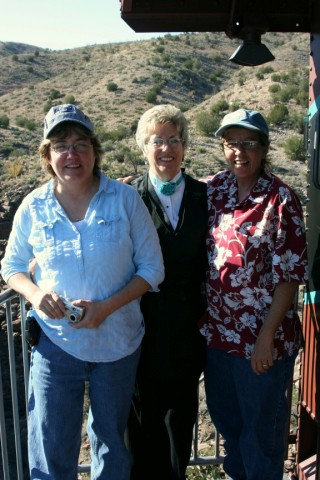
[1, 104, 164, 480]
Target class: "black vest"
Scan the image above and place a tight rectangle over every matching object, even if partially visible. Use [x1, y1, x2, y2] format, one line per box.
[133, 172, 208, 378]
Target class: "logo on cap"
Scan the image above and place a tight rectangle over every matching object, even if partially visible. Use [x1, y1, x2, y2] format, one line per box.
[44, 104, 94, 139]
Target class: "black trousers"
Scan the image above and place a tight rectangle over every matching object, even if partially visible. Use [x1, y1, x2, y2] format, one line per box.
[125, 372, 200, 480]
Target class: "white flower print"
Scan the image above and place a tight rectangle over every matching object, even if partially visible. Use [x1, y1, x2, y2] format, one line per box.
[223, 292, 244, 309]
[220, 213, 234, 233]
[199, 324, 213, 344]
[273, 250, 300, 273]
[238, 222, 253, 235]
[214, 246, 233, 270]
[252, 195, 265, 204]
[284, 341, 296, 356]
[249, 219, 274, 247]
[230, 264, 254, 287]
[279, 186, 292, 202]
[217, 324, 241, 344]
[225, 329, 241, 343]
[240, 287, 272, 309]
[238, 312, 257, 330]
[292, 215, 305, 237]
[244, 343, 255, 359]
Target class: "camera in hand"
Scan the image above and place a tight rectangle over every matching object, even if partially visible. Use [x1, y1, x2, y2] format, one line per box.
[62, 298, 85, 323]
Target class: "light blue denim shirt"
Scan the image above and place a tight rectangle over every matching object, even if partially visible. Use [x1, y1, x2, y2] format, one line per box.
[1, 173, 164, 362]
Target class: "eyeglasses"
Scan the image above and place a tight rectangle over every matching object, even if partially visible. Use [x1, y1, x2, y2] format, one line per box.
[51, 142, 92, 155]
[223, 140, 261, 151]
[148, 137, 183, 149]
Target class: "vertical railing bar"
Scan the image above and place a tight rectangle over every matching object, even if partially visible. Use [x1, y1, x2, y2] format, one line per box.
[0, 359, 11, 480]
[19, 296, 30, 420]
[5, 299, 24, 480]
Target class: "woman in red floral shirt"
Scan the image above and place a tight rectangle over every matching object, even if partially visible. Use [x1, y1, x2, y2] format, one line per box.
[200, 109, 308, 480]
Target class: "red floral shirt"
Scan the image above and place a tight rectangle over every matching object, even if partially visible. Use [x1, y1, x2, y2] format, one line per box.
[199, 169, 308, 359]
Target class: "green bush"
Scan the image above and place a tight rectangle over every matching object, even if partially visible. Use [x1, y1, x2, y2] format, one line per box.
[229, 102, 241, 112]
[124, 149, 145, 173]
[209, 69, 223, 84]
[15, 116, 37, 131]
[152, 72, 163, 83]
[283, 135, 305, 162]
[288, 112, 305, 133]
[296, 79, 309, 106]
[129, 119, 139, 134]
[212, 53, 222, 62]
[177, 104, 189, 113]
[0, 114, 9, 129]
[145, 89, 158, 104]
[210, 99, 229, 114]
[98, 126, 128, 142]
[258, 65, 274, 75]
[271, 73, 281, 82]
[269, 84, 281, 94]
[63, 95, 75, 104]
[107, 82, 118, 92]
[48, 88, 61, 100]
[0, 140, 15, 157]
[154, 46, 164, 53]
[195, 111, 219, 136]
[273, 84, 299, 103]
[267, 105, 289, 125]
[183, 59, 194, 70]
[43, 101, 52, 114]
[109, 145, 144, 173]
[161, 53, 170, 63]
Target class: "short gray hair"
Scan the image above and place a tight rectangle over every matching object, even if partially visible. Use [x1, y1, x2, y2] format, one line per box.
[136, 104, 189, 154]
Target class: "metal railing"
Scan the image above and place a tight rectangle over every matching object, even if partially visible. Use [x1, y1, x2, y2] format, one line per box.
[0, 288, 223, 480]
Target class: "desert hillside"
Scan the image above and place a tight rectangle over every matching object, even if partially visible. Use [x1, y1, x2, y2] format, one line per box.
[0, 31, 310, 259]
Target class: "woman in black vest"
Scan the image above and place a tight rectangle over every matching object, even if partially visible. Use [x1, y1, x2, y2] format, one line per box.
[125, 104, 208, 480]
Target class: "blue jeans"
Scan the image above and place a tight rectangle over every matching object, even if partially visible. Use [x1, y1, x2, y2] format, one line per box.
[204, 348, 296, 480]
[28, 332, 140, 480]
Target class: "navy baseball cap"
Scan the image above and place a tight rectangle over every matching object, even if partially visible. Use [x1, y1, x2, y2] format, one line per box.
[215, 109, 269, 139]
[44, 104, 94, 139]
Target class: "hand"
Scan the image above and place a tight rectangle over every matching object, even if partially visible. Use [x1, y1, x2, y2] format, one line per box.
[30, 290, 66, 319]
[68, 300, 109, 329]
[116, 175, 137, 184]
[251, 331, 274, 375]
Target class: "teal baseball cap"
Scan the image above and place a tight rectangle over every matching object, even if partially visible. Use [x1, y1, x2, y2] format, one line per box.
[215, 109, 269, 139]
[44, 104, 93, 139]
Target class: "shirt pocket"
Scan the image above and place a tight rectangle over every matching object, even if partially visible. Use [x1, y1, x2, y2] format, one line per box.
[30, 220, 56, 253]
[29, 220, 58, 270]
[96, 216, 121, 243]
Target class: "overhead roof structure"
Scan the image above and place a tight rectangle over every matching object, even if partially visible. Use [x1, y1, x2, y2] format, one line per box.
[119, 0, 320, 40]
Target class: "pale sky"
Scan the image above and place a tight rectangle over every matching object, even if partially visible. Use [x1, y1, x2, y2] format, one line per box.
[0, 0, 167, 50]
